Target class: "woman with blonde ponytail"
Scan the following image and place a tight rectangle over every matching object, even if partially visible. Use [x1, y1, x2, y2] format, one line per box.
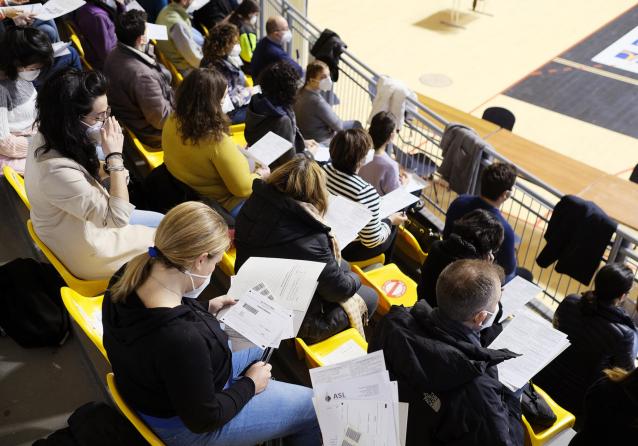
[103, 201, 320, 446]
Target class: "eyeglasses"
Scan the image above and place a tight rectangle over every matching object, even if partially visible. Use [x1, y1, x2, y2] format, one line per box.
[84, 106, 111, 123]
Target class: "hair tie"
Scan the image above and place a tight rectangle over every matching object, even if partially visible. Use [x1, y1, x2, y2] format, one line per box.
[148, 246, 159, 258]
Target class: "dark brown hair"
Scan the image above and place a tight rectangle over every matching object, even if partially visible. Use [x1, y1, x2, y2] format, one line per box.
[368, 111, 396, 150]
[202, 23, 239, 64]
[174, 68, 229, 145]
[329, 129, 373, 175]
[480, 162, 517, 200]
[229, 0, 259, 24]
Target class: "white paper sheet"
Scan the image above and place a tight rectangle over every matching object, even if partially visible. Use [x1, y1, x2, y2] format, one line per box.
[227, 257, 324, 334]
[310, 350, 388, 387]
[243, 131, 292, 166]
[324, 194, 372, 248]
[187, 0, 209, 13]
[52, 41, 71, 57]
[0, 3, 44, 15]
[314, 144, 331, 162]
[402, 173, 428, 194]
[313, 371, 391, 402]
[378, 187, 419, 219]
[499, 276, 542, 322]
[320, 339, 367, 366]
[489, 310, 570, 391]
[219, 286, 293, 349]
[125, 0, 145, 11]
[36, 0, 85, 20]
[146, 23, 168, 41]
[319, 399, 397, 446]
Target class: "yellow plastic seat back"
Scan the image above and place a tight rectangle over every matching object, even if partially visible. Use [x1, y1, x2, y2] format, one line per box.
[27, 220, 108, 297]
[106, 373, 165, 446]
[154, 43, 183, 88]
[3, 165, 30, 209]
[352, 263, 417, 315]
[64, 22, 93, 70]
[219, 247, 236, 276]
[295, 328, 368, 368]
[349, 253, 385, 270]
[397, 225, 427, 265]
[229, 123, 246, 134]
[200, 24, 209, 37]
[522, 385, 576, 446]
[60, 287, 108, 360]
[125, 128, 164, 170]
[245, 75, 254, 87]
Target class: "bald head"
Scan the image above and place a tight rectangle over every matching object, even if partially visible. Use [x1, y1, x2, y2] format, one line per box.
[266, 16, 288, 35]
[436, 259, 504, 325]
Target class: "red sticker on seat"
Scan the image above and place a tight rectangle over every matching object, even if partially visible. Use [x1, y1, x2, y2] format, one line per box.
[382, 280, 407, 298]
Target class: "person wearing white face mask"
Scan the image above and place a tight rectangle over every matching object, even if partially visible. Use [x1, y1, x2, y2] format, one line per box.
[294, 60, 361, 145]
[228, 0, 260, 75]
[0, 26, 53, 175]
[201, 23, 253, 124]
[369, 259, 525, 446]
[250, 15, 303, 81]
[103, 201, 321, 445]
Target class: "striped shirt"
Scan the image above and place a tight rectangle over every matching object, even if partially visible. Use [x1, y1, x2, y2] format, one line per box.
[323, 163, 391, 248]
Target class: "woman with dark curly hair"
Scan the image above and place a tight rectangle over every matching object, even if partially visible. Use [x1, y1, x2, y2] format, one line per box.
[162, 67, 270, 217]
[245, 61, 315, 166]
[201, 23, 252, 124]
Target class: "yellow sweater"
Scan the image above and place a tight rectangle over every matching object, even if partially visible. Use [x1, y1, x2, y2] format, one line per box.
[162, 115, 258, 211]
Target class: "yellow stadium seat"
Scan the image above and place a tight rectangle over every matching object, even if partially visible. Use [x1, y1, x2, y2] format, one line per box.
[218, 246, 236, 276]
[64, 22, 93, 70]
[295, 328, 368, 368]
[522, 385, 576, 446]
[154, 43, 183, 87]
[397, 225, 427, 265]
[245, 75, 254, 87]
[231, 131, 247, 148]
[229, 123, 245, 134]
[27, 220, 108, 297]
[200, 24, 209, 37]
[3, 165, 30, 209]
[349, 253, 385, 270]
[106, 373, 165, 446]
[352, 263, 417, 315]
[60, 288, 108, 361]
[125, 128, 164, 170]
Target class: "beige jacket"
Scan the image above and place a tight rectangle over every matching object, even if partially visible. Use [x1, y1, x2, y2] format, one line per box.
[24, 133, 155, 280]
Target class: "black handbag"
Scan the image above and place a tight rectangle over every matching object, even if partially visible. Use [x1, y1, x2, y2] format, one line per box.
[404, 209, 442, 253]
[522, 382, 557, 429]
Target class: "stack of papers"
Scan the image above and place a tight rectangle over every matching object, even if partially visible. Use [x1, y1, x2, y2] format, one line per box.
[378, 187, 420, 219]
[187, 0, 210, 13]
[310, 351, 408, 446]
[324, 194, 372, 248]
[5, 0, 87, 21]
[241, 131, 293, 166]
[499, 276, 542, 322]
[489, 310, 570, 391]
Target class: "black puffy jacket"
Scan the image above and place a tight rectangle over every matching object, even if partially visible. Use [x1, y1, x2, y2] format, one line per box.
[417, 235, 481, 306]
[534, 293, 637, 417]
[234, 179, 361, 343]
[369, 301, 524, 446]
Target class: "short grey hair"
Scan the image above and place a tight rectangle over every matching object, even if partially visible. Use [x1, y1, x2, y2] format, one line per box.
[436, 259, 504, 322]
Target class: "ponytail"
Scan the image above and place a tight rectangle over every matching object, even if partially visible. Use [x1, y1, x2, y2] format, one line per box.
[110, 253, 153, 303]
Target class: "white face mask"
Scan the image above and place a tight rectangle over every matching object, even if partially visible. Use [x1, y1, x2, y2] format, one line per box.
[221, 94, 235, 113]
[250, 15, 257, 25]
[81, 120, 103, 145]
[229, 43, 241, 58]
[280, 30, 292, 43]
[480, 308, 498, 331]
[183, 270, 212, 299]
[318, 77, 332, 91]
[18, 69, 41, 82]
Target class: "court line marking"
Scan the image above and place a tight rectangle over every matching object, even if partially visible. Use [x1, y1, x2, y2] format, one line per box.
[553, 57, 638, 87]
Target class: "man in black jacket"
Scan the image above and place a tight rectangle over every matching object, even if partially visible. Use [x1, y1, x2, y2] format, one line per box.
[370, 259, 524, 446]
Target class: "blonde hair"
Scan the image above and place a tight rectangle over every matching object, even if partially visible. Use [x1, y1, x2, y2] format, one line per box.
[603, 367, 630, 383]
[266, 154, 329, 215]
[304, 60, 329, 87]
[109, 202, 231, 302]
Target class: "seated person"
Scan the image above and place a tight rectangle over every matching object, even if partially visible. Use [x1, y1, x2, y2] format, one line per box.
[156, 0, 203, 74]
[0, 1, 60, 43]
[193, 0, 234, 30]
[570, 367, 638, 445]
[103, 201, 321, 445]
[369, 259, 524, 446]
[201, 23, 251, 124]
[245, 61, 307, 161]
[443, 162, 529, 283]
[418, 209, 504, 307]
[235, 155, 379, 344]
[294, 60, 360, 145]
[25, 69, 160, 281]
[73, 0, 125, 70]
[534, 263, 637, 419]
[322, 129, 407, 261]
[358, 111, 405, 195]
[227, 0, 259, 75]
[137, 0, 168, 23]
[0, 26, 52, 174]
[104, 10, 174, 149]
[163, 67, 269, 218]
[250, 15, 302, 80]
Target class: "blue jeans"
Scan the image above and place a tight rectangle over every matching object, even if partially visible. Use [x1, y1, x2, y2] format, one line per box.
[129, 209, 164, 228]
[33, 19, 59, 43]
[150, 348, 321, 446]
[229, 200, 245, 218]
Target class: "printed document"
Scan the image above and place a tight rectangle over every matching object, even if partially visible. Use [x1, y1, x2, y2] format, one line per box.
[0, 3, 43, 14]
[36, 0, 85, 20]
[499, 276, 542, 322]
[243, 131, 292, 166]
[314, 144, 331, 162]
[378, 187, 419, 219]
[324, 194, 372, 248]
[320, 339, 367, 366]
[146, 23, 168, 41]
[489, 310, 570, 391]
[52, 41, 72, 57]
[402, 173, 428, 194]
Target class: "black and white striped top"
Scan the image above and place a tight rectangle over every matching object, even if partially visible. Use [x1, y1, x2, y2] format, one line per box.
[323, 163, 391, 248]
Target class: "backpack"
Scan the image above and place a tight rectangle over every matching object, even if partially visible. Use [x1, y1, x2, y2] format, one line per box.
[0, 258, 69, 347]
